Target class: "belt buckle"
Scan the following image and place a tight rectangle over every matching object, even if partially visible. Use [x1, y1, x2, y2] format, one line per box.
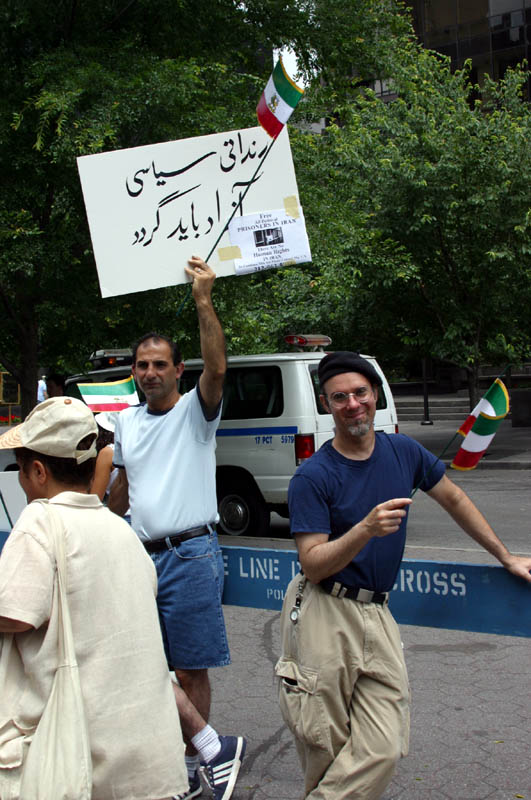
[356, 588, 375, 603]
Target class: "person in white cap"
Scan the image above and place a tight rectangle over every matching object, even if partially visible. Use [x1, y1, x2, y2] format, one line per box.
[0, 397, 188, 800]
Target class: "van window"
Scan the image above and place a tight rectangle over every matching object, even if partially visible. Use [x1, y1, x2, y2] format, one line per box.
[309, 365, 388, 415]
[181, 366, 284, 420]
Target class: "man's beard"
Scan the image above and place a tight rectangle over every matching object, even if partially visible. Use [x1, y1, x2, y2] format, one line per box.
[347, 421, 372, 437]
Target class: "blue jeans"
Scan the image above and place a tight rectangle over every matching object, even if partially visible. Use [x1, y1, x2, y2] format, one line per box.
[151, 528, 230, 670]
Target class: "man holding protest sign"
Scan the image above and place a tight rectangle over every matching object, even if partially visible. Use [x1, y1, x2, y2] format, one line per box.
[109, 255, 245, 800]
[276, 351, 531, 800]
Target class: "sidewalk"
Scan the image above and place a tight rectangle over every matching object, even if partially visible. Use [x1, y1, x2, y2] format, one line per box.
[212, 605, 530, 800]
[399, 416, 531, 469]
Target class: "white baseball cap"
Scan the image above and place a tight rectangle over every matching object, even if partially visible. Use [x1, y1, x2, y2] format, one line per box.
[94, 410, 120, 433]
[0, 397, 98, 464]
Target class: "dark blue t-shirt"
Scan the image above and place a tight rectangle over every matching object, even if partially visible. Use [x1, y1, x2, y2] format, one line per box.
[288, 433, 445, 592]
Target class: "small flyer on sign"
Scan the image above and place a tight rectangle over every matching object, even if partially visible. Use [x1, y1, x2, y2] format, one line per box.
[229, 207, 312, 275]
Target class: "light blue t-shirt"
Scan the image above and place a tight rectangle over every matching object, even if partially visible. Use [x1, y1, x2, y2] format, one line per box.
[114, 387, 220, 542]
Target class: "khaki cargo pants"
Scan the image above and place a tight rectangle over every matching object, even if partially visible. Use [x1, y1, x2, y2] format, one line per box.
[275, 575, 410, 799]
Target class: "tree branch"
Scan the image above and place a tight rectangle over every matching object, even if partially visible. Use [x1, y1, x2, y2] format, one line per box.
[106, 0, 140, 30]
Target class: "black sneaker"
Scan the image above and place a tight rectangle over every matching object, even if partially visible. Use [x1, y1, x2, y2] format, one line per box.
[173, 769, 202, 799]
[200, 735, 246, 800]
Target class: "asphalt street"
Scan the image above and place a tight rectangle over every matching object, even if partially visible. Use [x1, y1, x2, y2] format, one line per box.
[264, 417, 531, 562]
[267, 468, 531, 561]
[211, 606, 531, 800]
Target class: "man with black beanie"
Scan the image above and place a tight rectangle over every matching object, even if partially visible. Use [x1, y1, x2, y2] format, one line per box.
[275, 351, 531, 800]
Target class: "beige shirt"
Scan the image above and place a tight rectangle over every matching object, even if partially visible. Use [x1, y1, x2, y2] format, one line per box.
[0, 492, 187, 800]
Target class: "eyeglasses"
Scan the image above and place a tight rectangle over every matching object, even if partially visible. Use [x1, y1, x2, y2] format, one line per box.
[326, 388, 372, 408]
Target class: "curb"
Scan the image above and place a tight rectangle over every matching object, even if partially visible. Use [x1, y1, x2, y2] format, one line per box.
[442, 459, 531, 470]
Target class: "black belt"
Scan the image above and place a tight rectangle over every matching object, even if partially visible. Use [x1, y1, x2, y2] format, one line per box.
[319, 577, 388, 605]
[143, 525, 212, 553]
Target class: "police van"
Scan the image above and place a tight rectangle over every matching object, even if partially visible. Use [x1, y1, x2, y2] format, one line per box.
[65, 336, 398, 537]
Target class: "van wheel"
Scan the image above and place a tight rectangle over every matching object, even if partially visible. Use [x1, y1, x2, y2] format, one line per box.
[217, 482, 270, 537]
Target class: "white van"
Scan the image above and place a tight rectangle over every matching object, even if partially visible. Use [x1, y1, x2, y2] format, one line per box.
[66, 339, 398, 536]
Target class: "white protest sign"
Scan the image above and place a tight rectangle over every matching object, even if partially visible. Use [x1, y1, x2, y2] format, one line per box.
[77, 126, 305, 297]
[229, 207, 311, 275]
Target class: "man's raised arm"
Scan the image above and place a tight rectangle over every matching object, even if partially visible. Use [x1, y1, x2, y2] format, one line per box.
[184, 255, 226, 416]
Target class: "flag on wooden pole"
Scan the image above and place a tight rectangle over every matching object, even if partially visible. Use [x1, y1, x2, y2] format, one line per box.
[77, 376, 139, 412]
[256, 57, 304, 139]
[451, 378, 510, 470]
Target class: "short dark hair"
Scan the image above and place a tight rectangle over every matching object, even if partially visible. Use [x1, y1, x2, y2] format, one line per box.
[132, 332, 182, 366]
[96, 425, 114, 452]
[46, 373, 66, 390]
[17, 434, 97, 488]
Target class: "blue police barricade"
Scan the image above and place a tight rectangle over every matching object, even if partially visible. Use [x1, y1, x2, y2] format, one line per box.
[220, 546, 531, 639]
[1, 530, 528, 638]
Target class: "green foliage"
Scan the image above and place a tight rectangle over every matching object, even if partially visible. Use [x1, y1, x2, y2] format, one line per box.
[0, 0, 414, 415]
[2, 0, 529, 414]
[291, 45, 531, 384]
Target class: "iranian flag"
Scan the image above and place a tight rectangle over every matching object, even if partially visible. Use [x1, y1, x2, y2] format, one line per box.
[77, 375, 139, 412]
[451, 378, 510, 470]
[256, 57, 304, 139]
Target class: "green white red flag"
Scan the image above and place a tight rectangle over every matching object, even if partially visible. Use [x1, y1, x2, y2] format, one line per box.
[256, 57, 304, 139]
[77, 375, 139, 412]
[451, 378, 510, 470]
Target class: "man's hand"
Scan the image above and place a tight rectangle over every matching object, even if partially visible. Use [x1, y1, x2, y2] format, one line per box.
[361, 498, 412, 538]
[295, 497, 412, 584]
[184, 255, 215, 301]
[500, 554, 531, 584]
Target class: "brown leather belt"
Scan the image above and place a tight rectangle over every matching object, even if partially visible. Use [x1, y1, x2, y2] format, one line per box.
[143, 524, 212, 553]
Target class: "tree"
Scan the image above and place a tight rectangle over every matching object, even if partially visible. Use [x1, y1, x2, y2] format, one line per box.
[282, 46, 531, 404]
[0, 0, 413, 416]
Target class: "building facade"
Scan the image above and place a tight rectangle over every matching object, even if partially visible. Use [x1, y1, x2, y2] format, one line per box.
[409, 0, 531, 84]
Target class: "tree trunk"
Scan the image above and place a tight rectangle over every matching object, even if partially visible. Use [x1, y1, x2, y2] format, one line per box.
[19, 326, 40, 420]
[466, 363, 480, 410]
[4, 314, 40, 420]
[0, 277, 42, 419]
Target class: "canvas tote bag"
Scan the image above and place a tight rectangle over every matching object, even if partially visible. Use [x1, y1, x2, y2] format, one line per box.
[19, 501, 93, 800]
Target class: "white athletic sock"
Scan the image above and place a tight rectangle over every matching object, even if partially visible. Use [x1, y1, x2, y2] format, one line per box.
[184, 754, 199, 780]
[191, 724, 221, 763]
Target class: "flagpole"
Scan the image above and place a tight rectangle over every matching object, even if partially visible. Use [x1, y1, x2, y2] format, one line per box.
[409, 364, 512, 498]
[175, 137, 277, 318]
[205, 138, 276, 263]
[409, 433, 459, 498]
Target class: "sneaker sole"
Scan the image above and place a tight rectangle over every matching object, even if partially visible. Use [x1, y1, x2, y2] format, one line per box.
[218, 737, 246, 800]
[173, 779, 202, 800]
